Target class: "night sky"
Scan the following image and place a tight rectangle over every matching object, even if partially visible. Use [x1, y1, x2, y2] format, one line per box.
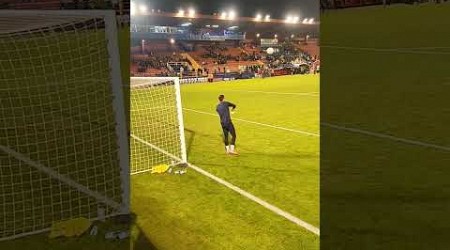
[138, 0, 319, 19]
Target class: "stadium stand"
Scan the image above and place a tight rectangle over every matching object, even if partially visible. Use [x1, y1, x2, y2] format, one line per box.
[131, 13, 320, 81]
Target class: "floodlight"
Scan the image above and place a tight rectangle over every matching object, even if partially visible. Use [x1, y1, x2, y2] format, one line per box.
[178, 9, 185, 16]
[139, 4, 147, 13]
[228, 10, 236, 20]
[285, 16, 293, 23]
[255, 13, 262, 21]
[220, 12, 227, 19]
[265, 15, 271, 22]
[188, 8, 196, 18]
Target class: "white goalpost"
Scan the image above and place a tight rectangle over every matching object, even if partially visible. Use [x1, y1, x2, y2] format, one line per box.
[130, 77, 187, 175]
[0, 10, 129, 240]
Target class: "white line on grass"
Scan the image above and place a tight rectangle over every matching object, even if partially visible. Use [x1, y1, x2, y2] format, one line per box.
[227, 90, 319, 97]
[321, 45, 450, 55]
[183, 108, 319, 137]
[0, 145, 123, 209]
[187, 163, 320, 235]
[131, 134, 320, 235]
[322, 122, 450, 152]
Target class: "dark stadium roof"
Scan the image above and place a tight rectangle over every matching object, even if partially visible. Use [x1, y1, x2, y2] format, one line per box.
[133, 0, 319, 19]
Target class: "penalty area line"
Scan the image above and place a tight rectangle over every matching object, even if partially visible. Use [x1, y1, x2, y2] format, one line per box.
[183, 108, 319, 137]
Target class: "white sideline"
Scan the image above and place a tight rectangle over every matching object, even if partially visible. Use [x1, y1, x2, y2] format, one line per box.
[322, 123, 450, 152]
[183, 108, 319, 137]
[227, 90, 319, 96]
[187, 163, 320, 235]
[321, 45, 450, 55]
[130, 135, 320, 235]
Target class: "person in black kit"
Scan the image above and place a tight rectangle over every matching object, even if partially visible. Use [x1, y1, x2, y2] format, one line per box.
[216, 95, 238, 155]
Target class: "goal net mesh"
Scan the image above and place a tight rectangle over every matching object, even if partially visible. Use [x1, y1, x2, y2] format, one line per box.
[0, 11, 127, 240]
[130, 77, 186, 175]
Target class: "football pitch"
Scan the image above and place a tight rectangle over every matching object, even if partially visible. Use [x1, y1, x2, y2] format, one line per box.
[131, 75, 320, 249]
[321, 3, 450, 249]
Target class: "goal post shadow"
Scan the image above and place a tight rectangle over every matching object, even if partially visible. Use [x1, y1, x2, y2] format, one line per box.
[183, 128, 196, 159]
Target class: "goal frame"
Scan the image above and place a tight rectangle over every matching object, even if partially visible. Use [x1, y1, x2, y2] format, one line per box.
[130, 77, 188, 167]
[0, 10, 129, 240]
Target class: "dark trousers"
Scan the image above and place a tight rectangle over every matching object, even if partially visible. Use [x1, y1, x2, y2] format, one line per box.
[221, 122, 236, 146]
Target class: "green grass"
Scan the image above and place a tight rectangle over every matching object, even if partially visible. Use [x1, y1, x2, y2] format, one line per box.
[131, 75, 319, 249]
[321, 3, 450, 249]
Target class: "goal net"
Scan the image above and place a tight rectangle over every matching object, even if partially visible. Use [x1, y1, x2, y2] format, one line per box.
[130, 77, 187, 175]
[0, 10, 129, 240]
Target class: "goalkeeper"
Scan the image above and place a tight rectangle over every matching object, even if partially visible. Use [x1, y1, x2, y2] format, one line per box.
[216, 95, 238, 155]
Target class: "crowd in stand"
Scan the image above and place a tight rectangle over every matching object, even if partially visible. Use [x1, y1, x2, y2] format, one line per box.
[264, 42, 316, 70]
[132, 41, 318, 78]
[133, 51, 188, 73]
[200, 44, 261, 65]
[202, 44, 230, 64]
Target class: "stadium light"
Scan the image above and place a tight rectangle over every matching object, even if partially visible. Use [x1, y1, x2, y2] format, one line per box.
[285, 15, 299, 24]
[228, 10, 236, 20]
[188, 8, 196, 18]
[265, 14, 270, 22]
[309, 18, 315, 24]
[255, 13, 262, 22]
[220, 12, 227, 19]
[302, 18, 308, 24]
[177, 9, 185, 17]
[285, 16, 293, 23]
[139, 4, 147, 14]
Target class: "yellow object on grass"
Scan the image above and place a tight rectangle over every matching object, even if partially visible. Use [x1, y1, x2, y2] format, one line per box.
[151, 164, 170, 174]
[49, 217, 92, 238]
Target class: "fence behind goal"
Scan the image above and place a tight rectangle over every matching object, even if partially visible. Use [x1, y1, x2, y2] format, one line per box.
[0, 10, 128, 240]
[130, 77, 187, 175]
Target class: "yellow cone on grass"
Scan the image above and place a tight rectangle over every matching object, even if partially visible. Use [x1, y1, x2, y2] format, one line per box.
[49, 217, 92, 238]
[151, 164, 170, 174]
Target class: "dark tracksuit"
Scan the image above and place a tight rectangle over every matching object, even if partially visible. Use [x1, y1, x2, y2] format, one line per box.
[216, 101, 236, 146]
